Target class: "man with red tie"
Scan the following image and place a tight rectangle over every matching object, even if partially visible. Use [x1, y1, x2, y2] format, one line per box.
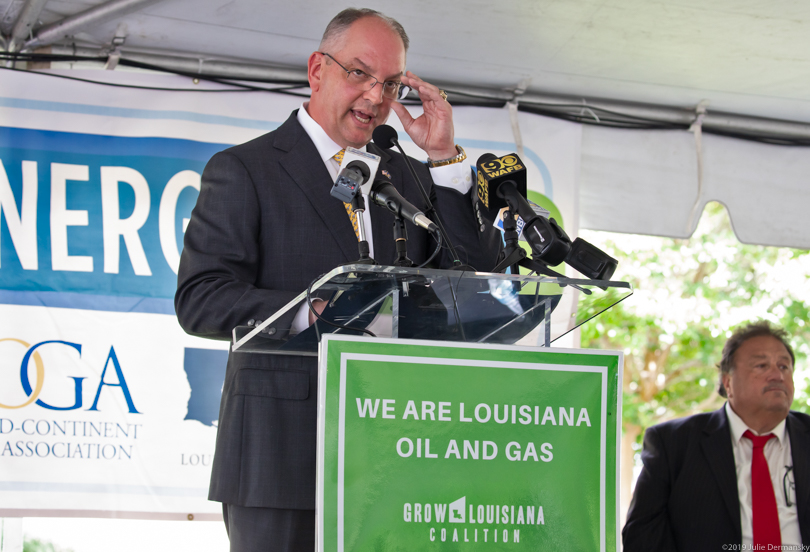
[623, 321, 810, 551]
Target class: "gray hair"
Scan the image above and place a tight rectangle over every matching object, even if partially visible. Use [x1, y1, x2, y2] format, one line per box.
[319, 8, 409, 53]
[717, 320, 795, 398]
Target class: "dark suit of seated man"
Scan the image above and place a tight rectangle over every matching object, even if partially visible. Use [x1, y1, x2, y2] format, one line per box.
[623, 321, 810, 551]
[174, 7, 501, 552]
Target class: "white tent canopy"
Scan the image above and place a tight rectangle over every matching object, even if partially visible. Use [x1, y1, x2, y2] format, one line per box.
[3, 0, 809, 248]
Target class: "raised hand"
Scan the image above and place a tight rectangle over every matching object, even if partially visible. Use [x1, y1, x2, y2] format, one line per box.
[390, 71, 457, 161]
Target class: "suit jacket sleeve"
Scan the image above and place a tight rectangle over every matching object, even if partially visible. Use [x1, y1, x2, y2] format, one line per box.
[174, 149, 298, 340]
[414, 161, 501, 272]
[623, 425, 678, 552]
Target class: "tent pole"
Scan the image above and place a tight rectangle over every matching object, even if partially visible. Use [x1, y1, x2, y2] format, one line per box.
[6, 0, 50, 53]
[27, 44, 810, 142]
[23, 0, 167, 51]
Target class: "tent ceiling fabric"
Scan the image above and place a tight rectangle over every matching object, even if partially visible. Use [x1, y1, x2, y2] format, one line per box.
[579, 127, 810, 249]
[2, 0, 809, 248]
[4, 0, 810, 123]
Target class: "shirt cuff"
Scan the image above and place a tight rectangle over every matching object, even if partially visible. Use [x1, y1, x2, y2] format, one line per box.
[429, 161, 473, 194]
[291, 302, 311, 334]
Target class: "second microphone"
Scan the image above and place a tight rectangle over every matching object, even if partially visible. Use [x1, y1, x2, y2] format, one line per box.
[368, 179, 439, 235]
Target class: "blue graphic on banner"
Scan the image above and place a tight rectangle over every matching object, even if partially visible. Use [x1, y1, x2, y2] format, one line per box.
[0, 126, 232, 313]
[182, 348, 227, 427]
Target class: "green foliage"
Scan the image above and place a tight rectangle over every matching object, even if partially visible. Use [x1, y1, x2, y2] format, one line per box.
[579, 202, 810, 439]
[23, 537, 73, 552]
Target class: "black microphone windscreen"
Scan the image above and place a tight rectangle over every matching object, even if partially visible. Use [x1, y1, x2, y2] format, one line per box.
[346, 160, 370, 182]
[372, 125, 399, 149]
[476, 153, 498, 166]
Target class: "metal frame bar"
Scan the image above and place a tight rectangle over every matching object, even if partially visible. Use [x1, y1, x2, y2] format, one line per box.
[7, 0, 50, 52]
[24, 0, 166, 50]
[18, 42, 810, 141]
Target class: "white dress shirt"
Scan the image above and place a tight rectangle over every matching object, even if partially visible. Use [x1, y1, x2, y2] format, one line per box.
[725, 402, 801, 545]
[291, 103, 473, 331]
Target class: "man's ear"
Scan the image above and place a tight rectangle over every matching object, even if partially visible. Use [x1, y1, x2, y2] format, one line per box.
[308, 51, 323, 92]
[722, 372, 733, 399]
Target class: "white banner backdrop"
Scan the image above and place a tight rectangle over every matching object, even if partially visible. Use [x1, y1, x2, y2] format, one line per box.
[0, 69, 580, 519]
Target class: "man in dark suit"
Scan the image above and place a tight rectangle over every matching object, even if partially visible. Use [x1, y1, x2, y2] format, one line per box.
[175, 8, 501, 551]
[623, 322, 810, 551]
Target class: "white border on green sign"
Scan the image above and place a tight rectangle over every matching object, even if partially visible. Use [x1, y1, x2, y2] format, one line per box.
[316, 335, 623, 552]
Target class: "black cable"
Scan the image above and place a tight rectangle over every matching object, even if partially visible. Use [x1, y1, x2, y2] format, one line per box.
[385, 139, 465, 267]
[305, 273, 376, 338]
[0, 64, 307, 93]
[416, 232, 443, 269]
[4, 50, 810, 146]
[0, 51, 311, 95]
[518, 103, 687, 130]
[520, 102, 810, 145]
[699, 126, 810, 147]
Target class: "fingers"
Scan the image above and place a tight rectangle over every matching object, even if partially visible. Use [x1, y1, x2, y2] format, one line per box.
[390, 100, 414, 129]
[401, 71, 448, 105]
[392, 71, 455, 157]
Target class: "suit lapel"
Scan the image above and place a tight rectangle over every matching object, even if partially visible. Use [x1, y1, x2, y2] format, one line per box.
[787, 413, 810, 543]
[274, 113, 359, 262]
[701, 407, 742, 540]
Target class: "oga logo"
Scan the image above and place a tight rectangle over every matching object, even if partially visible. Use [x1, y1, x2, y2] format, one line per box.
[0, 338, 140, 413]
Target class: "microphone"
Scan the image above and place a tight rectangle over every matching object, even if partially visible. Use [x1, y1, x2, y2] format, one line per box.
[477, 152, 617, 280]
[330, 147, 380, 202]
[475, 153, 529, 219]
[372, 124, 466, 267]
[331, 160, 369, 203]
[372, 124, 398, 150]
[369, 179, 439, 235]
[476, 153, 569, 264]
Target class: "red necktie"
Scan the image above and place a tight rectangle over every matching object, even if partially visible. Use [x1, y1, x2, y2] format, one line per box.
[743, 430, 781, 546]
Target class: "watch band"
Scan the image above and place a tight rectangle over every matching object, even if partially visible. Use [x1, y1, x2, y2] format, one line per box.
[427, 145, 467, 168]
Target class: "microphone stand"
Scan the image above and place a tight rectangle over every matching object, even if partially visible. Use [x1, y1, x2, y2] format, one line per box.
[495, 207, 523, 277]
[392, 215, 414, 267]
[386, 138, 467, 269]
[351, 194, 377, 265]
[491, 200, 591, 295]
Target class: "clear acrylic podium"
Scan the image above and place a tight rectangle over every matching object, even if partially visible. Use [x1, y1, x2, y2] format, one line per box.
[231, 264, 632, 356]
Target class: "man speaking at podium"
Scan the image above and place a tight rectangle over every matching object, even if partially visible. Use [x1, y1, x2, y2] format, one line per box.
[175, 8, 500, 550]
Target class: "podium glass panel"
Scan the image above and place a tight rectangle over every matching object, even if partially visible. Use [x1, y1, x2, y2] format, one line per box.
[231, 264, 632, 356]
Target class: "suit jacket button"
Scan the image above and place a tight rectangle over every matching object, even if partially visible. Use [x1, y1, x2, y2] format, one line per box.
[247, 319, 256, 326]
[267, 327, 277, 335]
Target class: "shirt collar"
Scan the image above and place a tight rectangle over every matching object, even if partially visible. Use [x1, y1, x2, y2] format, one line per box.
[297, 102, 366, 164]
[725, 401, 787, 445]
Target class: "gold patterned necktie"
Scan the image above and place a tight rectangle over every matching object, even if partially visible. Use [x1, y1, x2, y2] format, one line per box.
[333, 149, 360, 240]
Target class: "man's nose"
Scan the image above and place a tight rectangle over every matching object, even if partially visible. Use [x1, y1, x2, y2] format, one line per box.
[766, 361, 785, 380]
[363, 81, 386, 103]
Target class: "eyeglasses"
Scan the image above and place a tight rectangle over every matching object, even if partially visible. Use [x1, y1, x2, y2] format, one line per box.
[319, 52, 410, 101]
[784, 465, 795, 507]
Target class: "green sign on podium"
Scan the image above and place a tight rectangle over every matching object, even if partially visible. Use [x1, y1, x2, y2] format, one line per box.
[317, 335, 622, 551]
